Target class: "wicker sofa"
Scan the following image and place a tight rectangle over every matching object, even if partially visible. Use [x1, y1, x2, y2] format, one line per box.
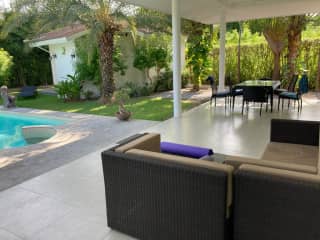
[101, 119, 320, 240]
[232, 119, 320, 240]
[102, 133, 234, 240]
[225, 119, 319, 174]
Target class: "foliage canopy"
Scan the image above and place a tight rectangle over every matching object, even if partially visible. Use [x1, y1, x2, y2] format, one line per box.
[0, 48, 13, 86]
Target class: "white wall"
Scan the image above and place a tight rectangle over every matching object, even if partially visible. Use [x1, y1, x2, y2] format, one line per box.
[49, 41, 76, 84]
[114, 34, 147, 89]
[116, 33, 187, 89]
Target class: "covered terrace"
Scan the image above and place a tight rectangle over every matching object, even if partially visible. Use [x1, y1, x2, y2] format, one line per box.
[1, 1, 320, 240]
[119, 0, 320, 117]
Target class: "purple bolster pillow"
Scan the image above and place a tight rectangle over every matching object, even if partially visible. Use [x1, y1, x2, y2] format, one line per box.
[160, 141, 213, 158]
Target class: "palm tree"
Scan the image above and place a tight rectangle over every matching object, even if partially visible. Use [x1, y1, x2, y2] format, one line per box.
[7, 0, 130, 103]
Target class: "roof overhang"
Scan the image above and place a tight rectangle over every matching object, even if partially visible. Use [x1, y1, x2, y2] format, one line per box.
[25, 29, 89, 48]
[119, 0, 320, 24]
[27, 37, 69, 47]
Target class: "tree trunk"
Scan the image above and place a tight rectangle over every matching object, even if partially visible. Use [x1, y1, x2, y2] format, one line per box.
[287, 16, 306, 83]
[99, 31, 115, 104]
[273, 52, 281, 80]
[144, 69, 152, 84]
[287, 31, 301, 82]
[18, 66, 26, 86]
[263, 32, 284, 80]
[316, 48, 320, 91]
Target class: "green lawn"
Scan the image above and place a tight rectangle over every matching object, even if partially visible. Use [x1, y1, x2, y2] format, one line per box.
[6, 94, 195, 121]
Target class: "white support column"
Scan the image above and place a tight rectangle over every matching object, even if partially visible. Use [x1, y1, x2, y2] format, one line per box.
[172, 0, 182, 118]
[218, 13, 226, 92]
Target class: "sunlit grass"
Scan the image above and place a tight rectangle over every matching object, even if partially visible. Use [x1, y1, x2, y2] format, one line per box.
[2, 94, 196, 121]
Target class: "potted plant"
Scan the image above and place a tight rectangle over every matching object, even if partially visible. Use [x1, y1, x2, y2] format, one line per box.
[113, 88, 132, 121]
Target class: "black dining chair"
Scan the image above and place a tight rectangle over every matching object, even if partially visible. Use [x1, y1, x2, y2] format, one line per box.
[274, 74, 298, 95]
[230, 85, 244, 110]
[242, 86, 269, 116]
[259, 77, 272, 81]
[208, 76, 231, 108]
[278, 74, 308, 113]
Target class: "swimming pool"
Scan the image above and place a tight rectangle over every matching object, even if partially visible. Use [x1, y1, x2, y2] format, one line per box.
[0, 112, 65, 149]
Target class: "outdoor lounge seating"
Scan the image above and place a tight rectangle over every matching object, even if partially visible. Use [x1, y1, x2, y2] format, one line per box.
[102, 133, 233, 240]
[223, 119, 320, 239]
[101, 119, 320, 240]
[19, 85, 38, 98]
[225, 119, 319, 173]
[233, 164, 320, 240]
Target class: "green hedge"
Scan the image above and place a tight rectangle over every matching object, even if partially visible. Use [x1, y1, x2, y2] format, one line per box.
[211, 39, 320, 88]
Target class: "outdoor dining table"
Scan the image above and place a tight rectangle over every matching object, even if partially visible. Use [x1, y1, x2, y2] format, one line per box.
[235, 80, 281, 112]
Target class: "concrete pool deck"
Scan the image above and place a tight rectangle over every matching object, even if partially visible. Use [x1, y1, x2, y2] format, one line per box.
[0, 108, 157, 191]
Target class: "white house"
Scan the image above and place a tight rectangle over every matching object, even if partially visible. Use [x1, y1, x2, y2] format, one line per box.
[25, 23, 88, 85]
[25, 23, 187, 91]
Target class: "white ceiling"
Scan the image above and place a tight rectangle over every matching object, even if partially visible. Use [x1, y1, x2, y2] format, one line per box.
[120, 0, 320, 24]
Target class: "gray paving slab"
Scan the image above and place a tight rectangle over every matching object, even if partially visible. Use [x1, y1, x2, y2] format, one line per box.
[0, 108, 157, 191]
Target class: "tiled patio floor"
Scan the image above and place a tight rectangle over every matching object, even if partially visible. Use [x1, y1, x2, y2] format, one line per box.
[1, 95, 320, 240]
[149, 94, 320, 158]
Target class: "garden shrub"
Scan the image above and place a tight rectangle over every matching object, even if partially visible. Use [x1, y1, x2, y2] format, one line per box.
[113, 88, 131, 105]
[133, 34, 171, 82]
[124, 82, 153, 97]
[54, 75, 82, 102]
[0, 48, 13, 86]
[153, 71, 189, 92]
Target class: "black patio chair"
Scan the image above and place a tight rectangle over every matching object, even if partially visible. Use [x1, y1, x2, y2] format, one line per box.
[258, 77, 272, 81]
[230, 86, 243, 110]
[19, 86, 38, 98]
[274, 74, 298, 95]
[242, 86, 269, 116]
[278, 74, 308, 113]
[208, 76, 231, 108]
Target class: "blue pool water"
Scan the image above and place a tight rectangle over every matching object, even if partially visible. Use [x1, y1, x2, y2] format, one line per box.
[0, 112, 65, 149]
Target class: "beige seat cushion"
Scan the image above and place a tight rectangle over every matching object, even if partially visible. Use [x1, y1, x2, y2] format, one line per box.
[239, 164, 320, 184]
[262, 142, 318, 167]
[115, 133, 161, 153]
[126, 149, 234, 217]
[224, 155, 318, 174]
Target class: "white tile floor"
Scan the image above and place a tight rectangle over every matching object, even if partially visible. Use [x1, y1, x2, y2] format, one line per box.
[1, 96, 320, 240]
[0, 149, 136, 240]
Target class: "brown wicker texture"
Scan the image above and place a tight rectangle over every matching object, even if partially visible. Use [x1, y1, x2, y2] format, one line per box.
[233, 169, 320, 240]
[270, 119, 319, 146]
[102, 150, 230, 240]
